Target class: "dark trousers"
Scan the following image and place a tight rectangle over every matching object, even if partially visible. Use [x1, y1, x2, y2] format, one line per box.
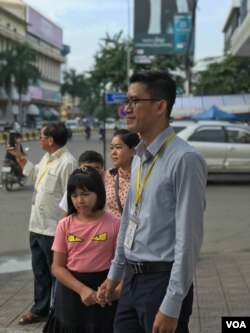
[30, 232, 54, 317]
[114, 269, 193, 333]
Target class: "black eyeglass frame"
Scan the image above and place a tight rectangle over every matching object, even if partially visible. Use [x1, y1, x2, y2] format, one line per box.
[122, 98, 162, 108]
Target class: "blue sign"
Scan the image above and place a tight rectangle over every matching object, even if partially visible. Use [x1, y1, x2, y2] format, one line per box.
[105, 92, 126, 104]
[173, 14, 194, 55]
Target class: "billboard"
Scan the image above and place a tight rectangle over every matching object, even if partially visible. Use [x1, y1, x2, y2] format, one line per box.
[26, 6, 63, 50]
[134, 0, 194, 56]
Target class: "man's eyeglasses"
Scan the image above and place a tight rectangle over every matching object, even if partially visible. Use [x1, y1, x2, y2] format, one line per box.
[122, 98, 162, 108]
[39, 135, 49, 140]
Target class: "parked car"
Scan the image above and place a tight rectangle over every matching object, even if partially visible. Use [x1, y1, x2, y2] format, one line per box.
[105, 117, 117, 130]
[65, 119, 80, 130]
[170, 120, 195, 133]
[177, 121, 250, 174]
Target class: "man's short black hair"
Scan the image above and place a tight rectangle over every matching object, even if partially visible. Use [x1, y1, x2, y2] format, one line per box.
[129, 70, 176, 118]
[78, 150, 104, 168]
[43, 122, 68, 147]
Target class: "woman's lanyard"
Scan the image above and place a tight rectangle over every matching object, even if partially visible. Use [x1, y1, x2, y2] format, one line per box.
[115, 172, 123, 215]
[135, 132, 175, 211]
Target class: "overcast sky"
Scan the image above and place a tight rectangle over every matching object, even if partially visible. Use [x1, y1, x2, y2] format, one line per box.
[24, 0, 232, 73]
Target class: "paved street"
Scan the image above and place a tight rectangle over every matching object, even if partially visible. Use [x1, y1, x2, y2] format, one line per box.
[0, 133, 250, 332]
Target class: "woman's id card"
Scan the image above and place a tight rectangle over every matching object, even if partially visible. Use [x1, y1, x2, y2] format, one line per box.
[124, 217, 138, 249]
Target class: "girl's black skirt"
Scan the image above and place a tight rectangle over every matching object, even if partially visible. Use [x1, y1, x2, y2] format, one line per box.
[43, 270, 118, 333]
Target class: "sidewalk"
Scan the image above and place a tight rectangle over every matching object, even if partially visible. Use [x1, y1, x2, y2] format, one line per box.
[0, 252, 250, 333]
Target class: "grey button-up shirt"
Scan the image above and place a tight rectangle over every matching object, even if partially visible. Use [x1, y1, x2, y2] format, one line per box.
[108, 126, 207, 318]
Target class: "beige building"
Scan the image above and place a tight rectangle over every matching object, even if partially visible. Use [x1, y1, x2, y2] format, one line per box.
[0, 0, 66, 126]
[223, 0, 250, 56]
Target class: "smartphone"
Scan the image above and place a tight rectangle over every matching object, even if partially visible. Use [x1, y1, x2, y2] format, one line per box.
[8, 130, 16, 148]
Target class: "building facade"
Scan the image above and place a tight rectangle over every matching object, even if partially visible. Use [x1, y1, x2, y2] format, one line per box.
[0, 0, 66, 126]
[223, 0, 250, 56]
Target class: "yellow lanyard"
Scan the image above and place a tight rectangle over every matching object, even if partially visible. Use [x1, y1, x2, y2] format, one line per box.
[35, 149, 66, 189]
[35, 159, 57, 190]
[135, 132, 175, 209]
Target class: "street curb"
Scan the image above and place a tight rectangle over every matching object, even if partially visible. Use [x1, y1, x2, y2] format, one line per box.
[0, 128, 89, 145]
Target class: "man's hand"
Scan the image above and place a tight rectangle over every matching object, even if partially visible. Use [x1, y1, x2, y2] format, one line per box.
[97, 278, 119, 305]
[6, 142, 22, 159]
[152, 311, 178, 333]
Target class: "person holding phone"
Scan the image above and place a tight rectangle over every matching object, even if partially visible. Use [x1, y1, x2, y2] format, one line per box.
[7, 122, 77, 325]
[5, 131, 24, 177]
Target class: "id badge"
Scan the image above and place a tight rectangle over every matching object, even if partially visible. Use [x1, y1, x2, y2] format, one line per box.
[124, 216, 138, 250]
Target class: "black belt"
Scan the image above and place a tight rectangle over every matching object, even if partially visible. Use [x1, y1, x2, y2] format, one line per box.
[126, 259, 173, 274]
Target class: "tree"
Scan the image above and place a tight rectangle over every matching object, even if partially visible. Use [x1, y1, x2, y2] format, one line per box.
[62, 69, 85, 106]
[63, 31, 193, 120]
[0, 43, 41, 129]
[194, 55, 250, 95]
[89, 32, 128, 91]
[149, 55, 191, 94]
[61, 69, 98, 118]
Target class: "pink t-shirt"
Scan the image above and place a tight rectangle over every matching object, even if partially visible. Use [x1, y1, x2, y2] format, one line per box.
[52, 211, 120, 272]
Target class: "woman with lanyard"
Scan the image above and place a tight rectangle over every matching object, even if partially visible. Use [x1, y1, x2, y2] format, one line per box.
[104, 129, 140, 218]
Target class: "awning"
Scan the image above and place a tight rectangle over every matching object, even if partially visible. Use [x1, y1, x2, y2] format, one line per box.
[27, 104, 40, 116]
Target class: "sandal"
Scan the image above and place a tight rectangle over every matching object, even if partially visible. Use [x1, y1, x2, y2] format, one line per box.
[18, 312, 48, 325]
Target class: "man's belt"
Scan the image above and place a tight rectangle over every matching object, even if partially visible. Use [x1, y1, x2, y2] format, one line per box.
[126, 259, 173, 274]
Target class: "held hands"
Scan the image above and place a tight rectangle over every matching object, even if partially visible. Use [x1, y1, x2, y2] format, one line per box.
[79, 285, 97, 307]
[96, 279, 120, 306]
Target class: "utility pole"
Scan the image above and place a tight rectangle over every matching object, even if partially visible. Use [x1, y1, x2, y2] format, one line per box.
[126, 0, 132, 87]
[184, 0, 197, 95]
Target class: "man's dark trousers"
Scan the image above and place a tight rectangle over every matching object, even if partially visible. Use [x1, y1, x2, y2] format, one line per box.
[114, 269, 193, 333]
[30, 232, 54, 317]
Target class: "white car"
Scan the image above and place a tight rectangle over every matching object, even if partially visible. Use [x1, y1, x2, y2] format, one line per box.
[170, 120, 195, 133]
[176, 121, 250, 174]
[65, 119, 80, 130]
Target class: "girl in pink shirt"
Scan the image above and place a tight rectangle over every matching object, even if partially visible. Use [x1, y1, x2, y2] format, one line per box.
[43, 167, 120, 333]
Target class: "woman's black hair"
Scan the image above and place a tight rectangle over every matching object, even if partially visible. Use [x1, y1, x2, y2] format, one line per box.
[67, 166, 106, 215]
[113, 129, 140, 148]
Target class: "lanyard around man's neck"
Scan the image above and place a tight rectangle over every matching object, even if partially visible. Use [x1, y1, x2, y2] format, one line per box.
[135, 132, 175, 210]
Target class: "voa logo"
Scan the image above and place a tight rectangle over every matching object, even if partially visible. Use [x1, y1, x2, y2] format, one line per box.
[226, 320, 246, 329]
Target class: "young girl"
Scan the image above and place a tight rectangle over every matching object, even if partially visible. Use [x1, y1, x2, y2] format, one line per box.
[43, 167, 120, 333]
[104, 129, 140, 218]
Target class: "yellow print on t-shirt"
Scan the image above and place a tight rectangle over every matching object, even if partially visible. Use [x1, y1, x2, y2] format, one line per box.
[67, 234, 83, 242]
[91, 232, 107, 241]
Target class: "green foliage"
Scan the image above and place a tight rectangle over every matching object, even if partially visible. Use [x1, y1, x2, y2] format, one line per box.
[90, 31, 129, 92]
[194, 55, 250, 95]
[0, 43, 41, 127]
[0, 43, 40, 96]
[62, 31, 189, 117]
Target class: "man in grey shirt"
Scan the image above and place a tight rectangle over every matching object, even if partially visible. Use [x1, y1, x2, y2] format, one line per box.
[98, 70, 207, 333]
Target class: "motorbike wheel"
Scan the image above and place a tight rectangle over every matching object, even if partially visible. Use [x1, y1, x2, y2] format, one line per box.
[18, 176, 27, 187]
[5, 178, 13, 191]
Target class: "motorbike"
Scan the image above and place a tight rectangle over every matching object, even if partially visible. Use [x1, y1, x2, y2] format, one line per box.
[85, 126, 91, 140]
[1, 147, 29, 191]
